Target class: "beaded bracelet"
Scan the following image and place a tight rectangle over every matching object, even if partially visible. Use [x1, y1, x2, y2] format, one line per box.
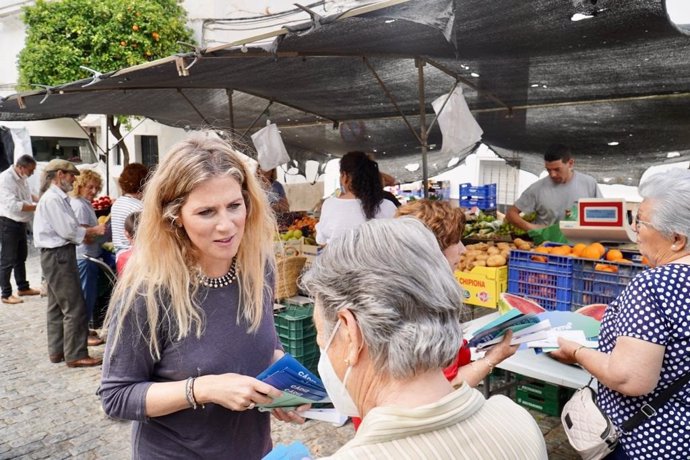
[185, 377, 197, 409]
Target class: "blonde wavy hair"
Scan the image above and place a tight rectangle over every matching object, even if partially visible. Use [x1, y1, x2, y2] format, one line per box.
[395, 199, 466, 250]
[104, 135, 277, 359]
[70, 169, 103, 198]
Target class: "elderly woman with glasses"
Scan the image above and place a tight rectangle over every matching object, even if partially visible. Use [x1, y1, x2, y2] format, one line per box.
[302, 218, 547, 459]
[552, 168, 690, 460]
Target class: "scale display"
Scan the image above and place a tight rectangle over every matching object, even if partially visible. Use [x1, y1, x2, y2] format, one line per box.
[561, 199, 637, 243]
[579, 201, 624, 227]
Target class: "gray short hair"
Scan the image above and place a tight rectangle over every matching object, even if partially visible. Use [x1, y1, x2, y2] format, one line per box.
[301, 217, 465, 380]
[15, 155, 36, 168]
[638, 168, 690, 241]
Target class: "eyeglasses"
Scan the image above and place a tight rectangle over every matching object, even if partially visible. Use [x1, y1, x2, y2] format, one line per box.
[633, 213, 653, 230]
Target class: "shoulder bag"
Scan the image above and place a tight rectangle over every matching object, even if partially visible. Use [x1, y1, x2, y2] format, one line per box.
[561, 373, 690, 460]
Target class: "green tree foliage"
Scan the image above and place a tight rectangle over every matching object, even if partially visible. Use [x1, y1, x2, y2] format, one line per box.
[18, 0, 193, 88]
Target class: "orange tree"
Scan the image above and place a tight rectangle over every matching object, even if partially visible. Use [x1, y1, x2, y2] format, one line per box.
[17, 0, 194, 164]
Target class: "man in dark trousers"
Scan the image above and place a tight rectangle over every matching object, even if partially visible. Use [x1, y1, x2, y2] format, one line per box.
[33, 159, 105, 367]
[0, 154, 41, 304]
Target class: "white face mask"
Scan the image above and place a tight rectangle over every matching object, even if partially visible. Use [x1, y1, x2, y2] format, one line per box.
[317, 320, 360, 417]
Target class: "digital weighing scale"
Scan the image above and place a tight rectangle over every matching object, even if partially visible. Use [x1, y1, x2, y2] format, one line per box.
[559, 198, 639, 244]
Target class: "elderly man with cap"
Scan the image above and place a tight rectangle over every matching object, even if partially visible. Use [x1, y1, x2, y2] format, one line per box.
[0, 154, 41, 304]
[34, 159, 106, 367]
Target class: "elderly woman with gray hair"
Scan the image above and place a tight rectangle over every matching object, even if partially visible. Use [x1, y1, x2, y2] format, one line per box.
[553, 168, 690, 460]
[302, 218, 547, 459]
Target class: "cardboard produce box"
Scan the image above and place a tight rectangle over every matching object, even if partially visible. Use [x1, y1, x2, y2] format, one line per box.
[454, 265, 508, 308]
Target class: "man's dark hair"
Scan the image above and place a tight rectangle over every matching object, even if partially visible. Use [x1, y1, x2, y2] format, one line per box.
[544, 144, 572, 163]
[16, 154, 36, 168]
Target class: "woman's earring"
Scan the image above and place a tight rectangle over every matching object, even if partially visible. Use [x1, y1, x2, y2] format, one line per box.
[344, 358, 350, 366]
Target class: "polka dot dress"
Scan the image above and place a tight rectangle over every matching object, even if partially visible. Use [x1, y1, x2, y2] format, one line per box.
[598, 263, 690, 459]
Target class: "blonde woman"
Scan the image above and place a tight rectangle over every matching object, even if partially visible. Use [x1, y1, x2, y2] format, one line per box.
[69, 169, 112, 336]
[99, 136, 302, 459]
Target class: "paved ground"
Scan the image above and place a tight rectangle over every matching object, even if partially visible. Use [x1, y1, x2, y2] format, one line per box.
[0, 252, 578, 459]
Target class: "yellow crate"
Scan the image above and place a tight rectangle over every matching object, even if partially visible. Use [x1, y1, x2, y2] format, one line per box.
[454, 265, 508, 309]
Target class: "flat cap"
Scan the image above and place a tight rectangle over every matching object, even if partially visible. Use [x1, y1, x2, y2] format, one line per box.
[44, 159, 80, 175]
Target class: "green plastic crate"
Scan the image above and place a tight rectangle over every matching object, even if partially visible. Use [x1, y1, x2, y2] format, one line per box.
[274, 305, 315, 339]
[280, 334, 319, 357]
[516, 388, 565, 416]
[517, 381, 562, 400]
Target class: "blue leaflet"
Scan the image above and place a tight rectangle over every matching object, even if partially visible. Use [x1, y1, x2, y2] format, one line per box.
[468, 312, 540, 348]
[256, 354, 328, 409]
[262, 441, 312, 460]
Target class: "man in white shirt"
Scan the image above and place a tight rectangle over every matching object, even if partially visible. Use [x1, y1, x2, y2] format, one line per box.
[0, 155, 40, 304]
[34, 159, 105, 368]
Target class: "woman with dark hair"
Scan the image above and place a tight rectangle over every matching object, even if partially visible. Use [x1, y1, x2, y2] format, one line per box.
[315, 151, 396, 245]
[111, 163, 149, 257]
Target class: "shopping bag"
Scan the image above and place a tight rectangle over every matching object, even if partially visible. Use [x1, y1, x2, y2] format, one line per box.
[527, 223, 568, 245]
[561, 386, 618, 460]
[251, 122, 290, 170]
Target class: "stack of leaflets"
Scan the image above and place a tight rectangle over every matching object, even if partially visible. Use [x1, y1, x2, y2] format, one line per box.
[256, 354, 329, 410]
[527, 310, 601, 353]
[468, 310, 543, 350]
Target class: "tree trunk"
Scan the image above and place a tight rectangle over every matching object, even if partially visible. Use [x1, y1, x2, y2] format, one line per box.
[106, 115, 130, 165]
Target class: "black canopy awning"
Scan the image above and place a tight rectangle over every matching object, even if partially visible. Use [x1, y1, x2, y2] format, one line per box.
[2, 0, 689, 183]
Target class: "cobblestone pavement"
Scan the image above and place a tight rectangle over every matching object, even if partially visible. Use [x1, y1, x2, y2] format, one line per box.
[0, 252, 577, 459]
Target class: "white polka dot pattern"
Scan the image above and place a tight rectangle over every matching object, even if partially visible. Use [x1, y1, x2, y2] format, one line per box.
[598, 263, 690, 459]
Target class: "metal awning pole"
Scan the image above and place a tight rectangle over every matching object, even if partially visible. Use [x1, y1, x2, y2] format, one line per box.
[105, 117, 110, 196]
[227, 89, 235, 141]
[416, 59, 429, 198]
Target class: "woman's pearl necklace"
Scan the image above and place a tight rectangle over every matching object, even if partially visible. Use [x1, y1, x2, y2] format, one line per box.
[197, 258, 238, 289]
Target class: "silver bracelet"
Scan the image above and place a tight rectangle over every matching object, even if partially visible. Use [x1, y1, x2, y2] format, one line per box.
[185, 377, 197, 410]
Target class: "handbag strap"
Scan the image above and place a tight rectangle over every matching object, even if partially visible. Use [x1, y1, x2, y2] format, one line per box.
[620, 372, 690, 432]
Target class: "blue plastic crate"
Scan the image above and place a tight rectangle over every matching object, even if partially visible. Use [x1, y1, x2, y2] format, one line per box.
[459, 183, 497, 199]
[572, 257, 647, 309]
[507, 249, 574, 311]
[460, 197, 497, 210]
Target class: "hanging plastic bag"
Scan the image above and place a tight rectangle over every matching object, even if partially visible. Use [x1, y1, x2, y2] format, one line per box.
[431, 86, 483, 155]
[251, 122, 290, 170]
[527, 223, 569, 245]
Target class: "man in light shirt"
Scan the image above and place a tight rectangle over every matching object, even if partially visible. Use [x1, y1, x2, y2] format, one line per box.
[0, 155, 41, 304]
[34, 159, 105, 368]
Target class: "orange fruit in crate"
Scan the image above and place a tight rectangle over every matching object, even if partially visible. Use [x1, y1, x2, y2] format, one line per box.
[531, 255, 548, 263]
[618, 259, 632, 264]
[589, 242, 607, 257]
[581, 245, 602, 260]
[572, 243, 587, 256]
[550, 245, 572, 256]
[641, 256, 652, 266]
[605, 249, 624, 262]
[534, 246, 552, 254]
[595, 263, 618, 273]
